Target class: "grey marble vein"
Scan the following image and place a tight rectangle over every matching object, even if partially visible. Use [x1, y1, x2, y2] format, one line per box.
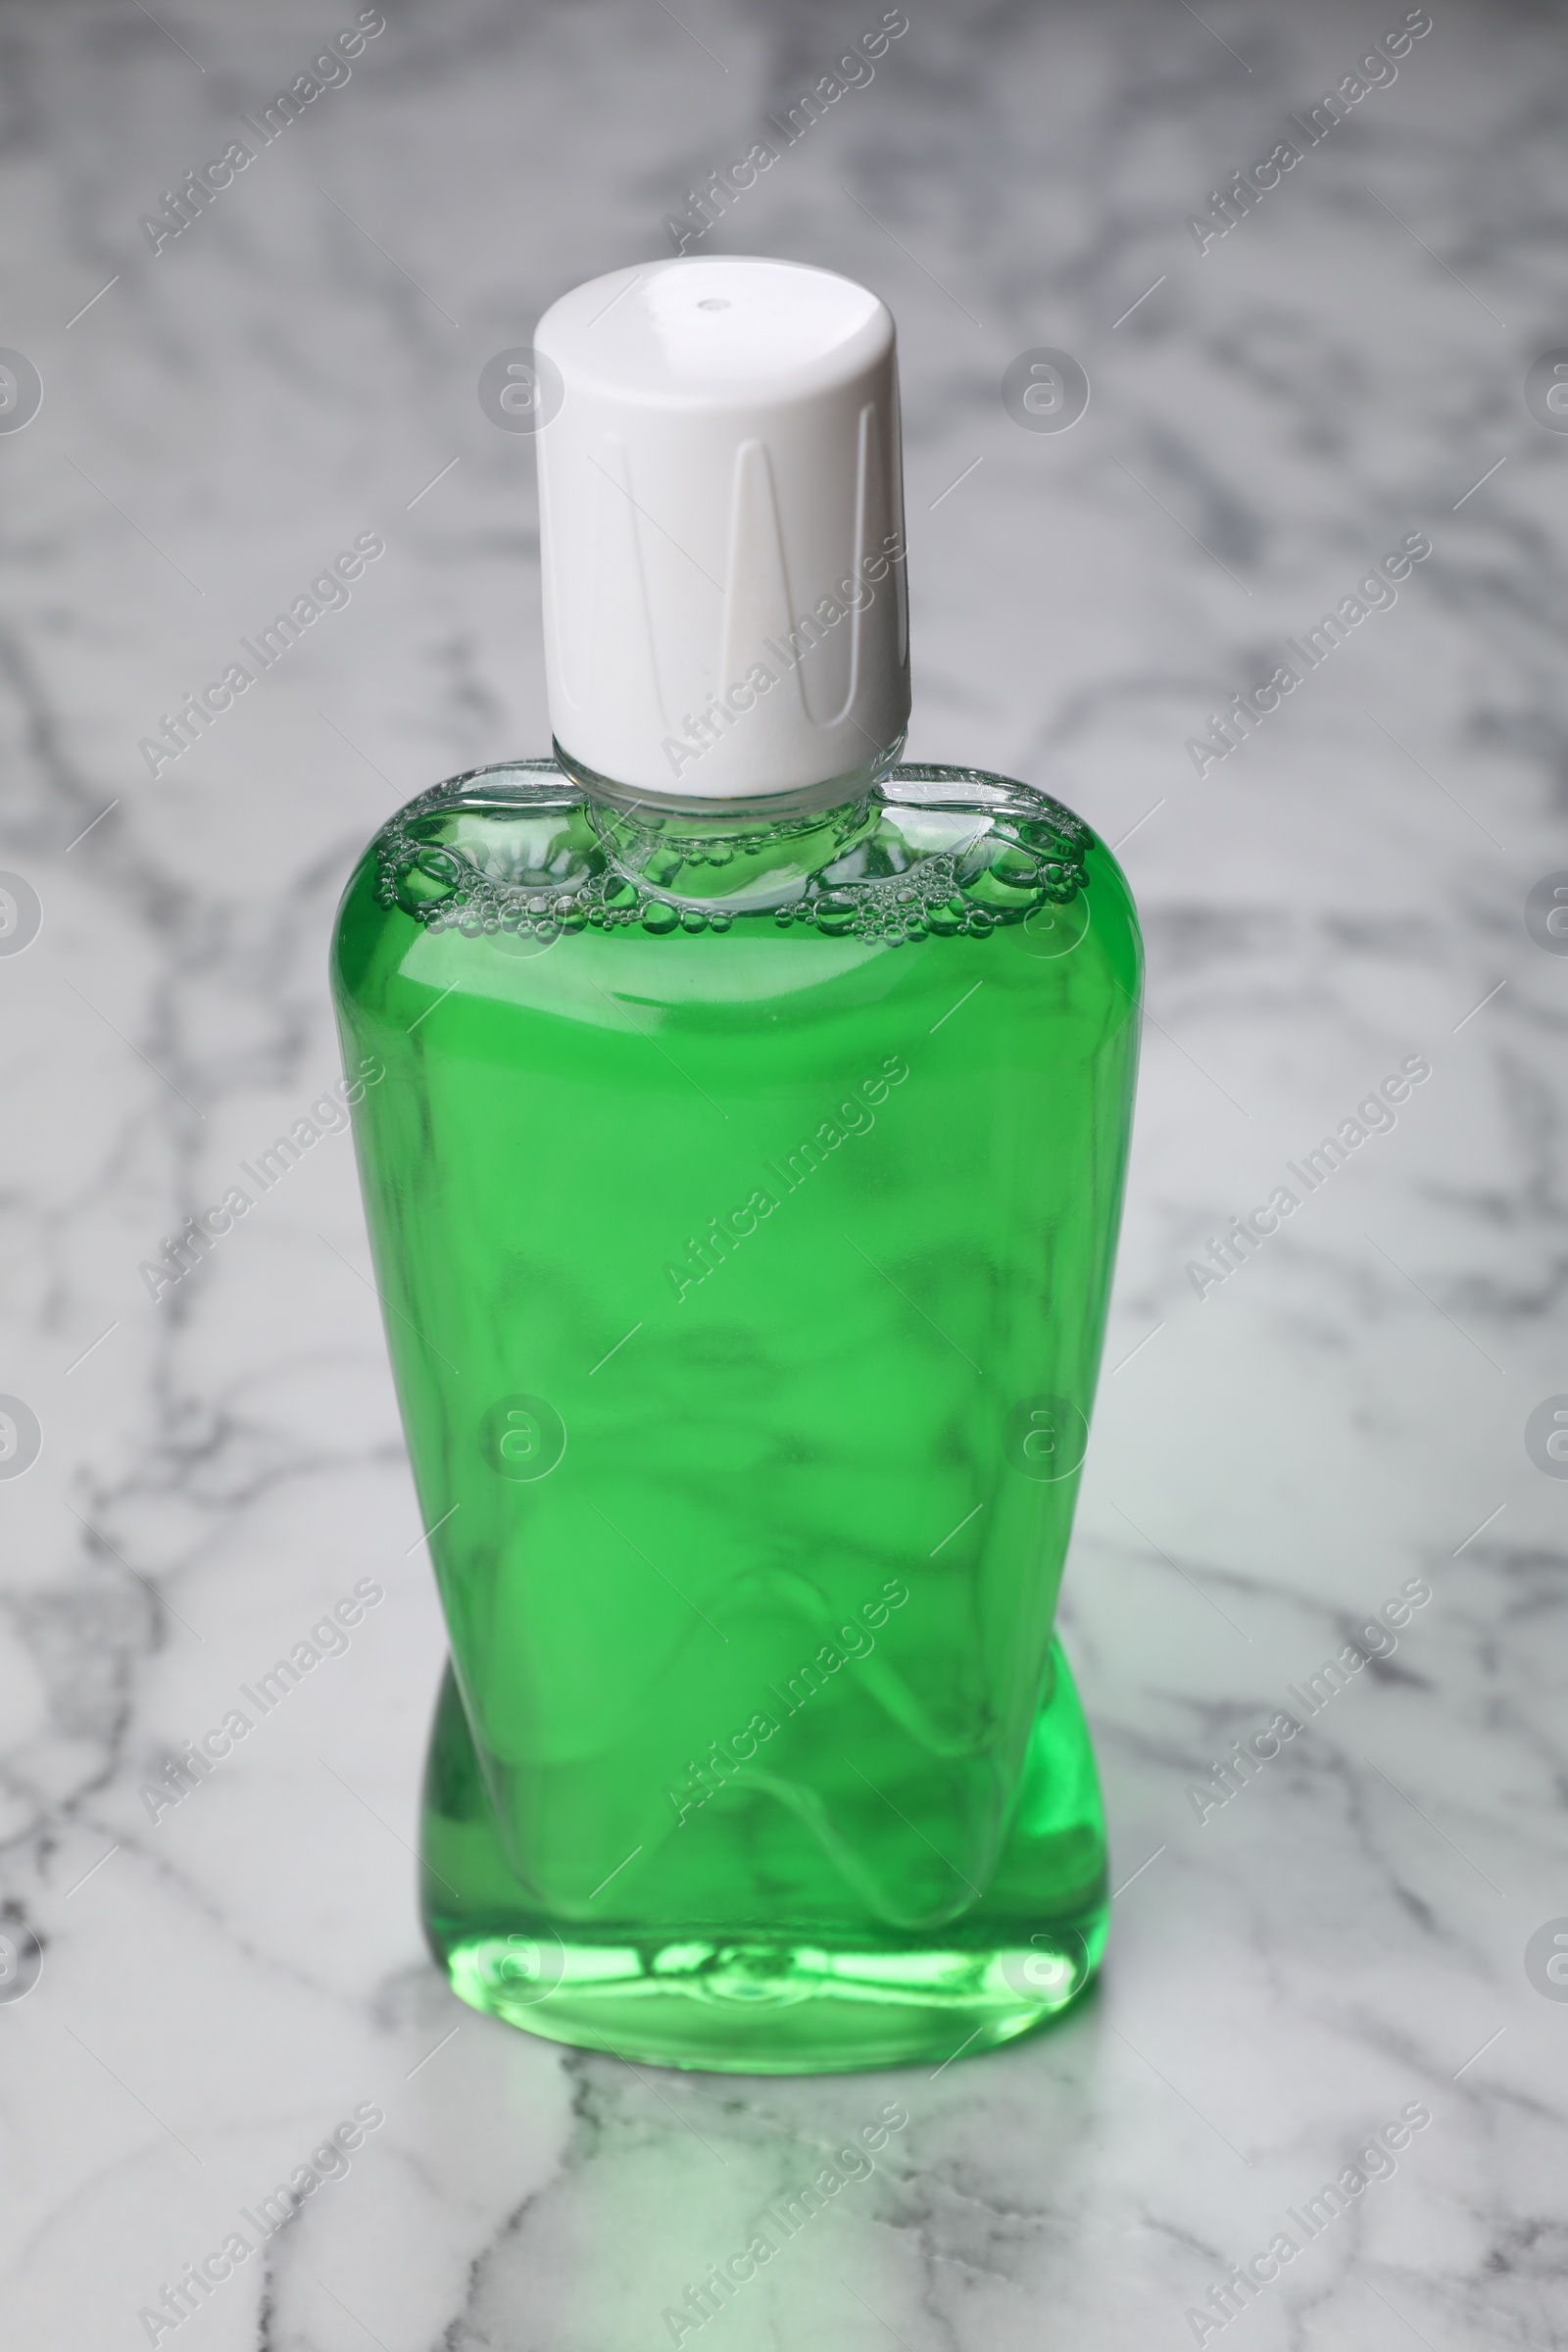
[0, 0, 1563, 2346]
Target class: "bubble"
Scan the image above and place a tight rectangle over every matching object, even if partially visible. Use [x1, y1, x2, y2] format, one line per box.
[991, 846, 1043, 888]
[493, 923, 562, 959]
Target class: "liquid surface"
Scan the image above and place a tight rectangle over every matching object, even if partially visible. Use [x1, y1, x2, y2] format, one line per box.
[330, 760, 1141, 2069]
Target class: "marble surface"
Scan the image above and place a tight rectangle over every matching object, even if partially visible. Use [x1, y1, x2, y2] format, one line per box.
[1, 1, 1565, 2345]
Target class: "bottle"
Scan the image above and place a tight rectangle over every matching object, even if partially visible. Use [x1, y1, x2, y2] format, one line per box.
[330, 256, 1141, 2074]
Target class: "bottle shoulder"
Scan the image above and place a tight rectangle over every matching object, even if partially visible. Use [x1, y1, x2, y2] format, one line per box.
[333, 758, 1139, 958]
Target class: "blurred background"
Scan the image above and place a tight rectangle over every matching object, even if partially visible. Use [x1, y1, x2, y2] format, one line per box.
[1, 2, 1564, 2346]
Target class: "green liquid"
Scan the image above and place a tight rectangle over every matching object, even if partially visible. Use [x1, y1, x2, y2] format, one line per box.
[330, 760, 1141, 2072]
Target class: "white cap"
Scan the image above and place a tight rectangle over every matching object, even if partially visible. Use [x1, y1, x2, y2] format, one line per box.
[533, 256, 909, 801]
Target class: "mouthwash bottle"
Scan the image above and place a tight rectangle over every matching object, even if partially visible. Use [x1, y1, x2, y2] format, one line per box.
[330, 257, 1141, 2073]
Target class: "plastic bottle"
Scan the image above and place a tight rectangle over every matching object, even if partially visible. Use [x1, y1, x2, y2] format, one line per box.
[330, 256, 1141, 2073]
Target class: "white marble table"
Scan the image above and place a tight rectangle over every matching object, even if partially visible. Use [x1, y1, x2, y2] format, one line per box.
[1, 2, 1563, 2345]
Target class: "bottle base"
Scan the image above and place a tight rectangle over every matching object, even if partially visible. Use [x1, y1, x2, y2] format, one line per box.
[419, 1638, 1108, 2074]
[430, 1916, 1103, 2074]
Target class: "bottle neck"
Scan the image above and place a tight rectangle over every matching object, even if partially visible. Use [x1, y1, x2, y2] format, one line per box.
[557, 735, 901, 911]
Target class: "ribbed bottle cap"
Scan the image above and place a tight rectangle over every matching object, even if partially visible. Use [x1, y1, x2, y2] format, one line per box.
[533, 256, 909, 801]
